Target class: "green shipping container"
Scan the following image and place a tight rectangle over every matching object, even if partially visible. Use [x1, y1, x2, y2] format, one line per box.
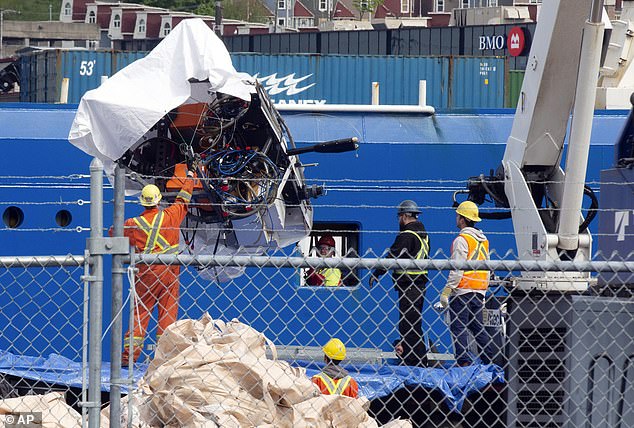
[506, 70, 525, 108]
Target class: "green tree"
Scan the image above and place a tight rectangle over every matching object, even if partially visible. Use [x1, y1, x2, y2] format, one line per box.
[0, 0, 62, 21]
[352, 0, 384, 20]
[220, 0, 270, 23]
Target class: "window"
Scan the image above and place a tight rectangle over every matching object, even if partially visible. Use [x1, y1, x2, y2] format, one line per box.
[278, 0, 285, 9]
[488, 0, 498, 6]
[435, 0, 444, 12]
[298, 222, 361, 288]
[138, 19, 146, 33]
[162, 22, 171, 36]
[88, 11, 96, 23]
[113, 14, 121, 28]
[359, 0, 368, 9]
[277, 17, 285, 27]
[319, 0, 327, 12]
[296, 17, 312, 27]
[64, 2, 72, 16]
[401, 0, 409, 14]
[462, 0, 470, 7]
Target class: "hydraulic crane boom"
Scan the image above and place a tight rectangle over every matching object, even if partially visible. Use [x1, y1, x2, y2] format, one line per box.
[460, 0, 606, 291]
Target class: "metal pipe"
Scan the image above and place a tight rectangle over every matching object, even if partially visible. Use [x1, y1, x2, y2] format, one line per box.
[0, 255, 85, 267]
[274, 104, 436, 114]
[371, 82, 380, 105]
[590, 0, 604, 23]
[557, 16, 605, 250]
[109, 164, 125, 428]
[81, 251, 90, 428]
[133, 253, 634, 273]
[418, 80, 427, 107]
[60, 78, 70, 104]
[88, 158, 104, 428]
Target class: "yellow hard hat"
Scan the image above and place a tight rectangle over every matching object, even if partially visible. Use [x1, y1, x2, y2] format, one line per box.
[323, 338, 346, 361]
[456, 201, 481, 222]
[139, 184, 162, 207]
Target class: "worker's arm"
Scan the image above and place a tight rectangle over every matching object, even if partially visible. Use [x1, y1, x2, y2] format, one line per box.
[445, 235, 468, 289]
[438, 235, 469, 308]
[163, 173, 195, 223]
[372, 232, 412, 278]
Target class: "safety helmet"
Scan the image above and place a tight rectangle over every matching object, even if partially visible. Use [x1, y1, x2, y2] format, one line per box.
[397, 200, 422, 215]
[323, 338, 346, 361]
[317, 235, 336, 248]
[456, 201, 481, 222]
[139, 184, 162, 207]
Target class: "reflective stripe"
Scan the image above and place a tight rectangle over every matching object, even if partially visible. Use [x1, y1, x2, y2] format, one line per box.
[123, 336, 144, 348]
[133, 211, 177, 254]
[458, 233, 490, 290]
[176, 189, 192, 203]
[313, 373, 352, 395]
[319, 268, 342, 286]
[395, 230, 429, 275]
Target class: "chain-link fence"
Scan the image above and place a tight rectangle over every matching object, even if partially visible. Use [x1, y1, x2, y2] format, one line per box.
[106, 252, 633, 428]
[0, 255, 89, 426]
[0, 162, 633, 428]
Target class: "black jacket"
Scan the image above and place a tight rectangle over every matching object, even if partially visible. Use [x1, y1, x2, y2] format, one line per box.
[374, 221, 430, 284]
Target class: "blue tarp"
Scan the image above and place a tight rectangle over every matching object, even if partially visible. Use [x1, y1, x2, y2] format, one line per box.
[299, 360, 504, 412]
[0, 350, 503, 412]
[0, 350, 146, 394]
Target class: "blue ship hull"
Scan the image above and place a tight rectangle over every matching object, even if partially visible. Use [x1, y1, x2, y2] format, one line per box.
[0, 104, 627, 361]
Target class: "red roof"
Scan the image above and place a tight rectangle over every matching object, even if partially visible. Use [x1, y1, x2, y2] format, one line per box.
[333, 1, 355, 18]
[121, 9, 144, 34]
[96, 4, 112, 29]
[145, 13, 163, 38]
[73, 0, 90, 21]
[294, 0, 314, 18]
[377, 0, 400, 18]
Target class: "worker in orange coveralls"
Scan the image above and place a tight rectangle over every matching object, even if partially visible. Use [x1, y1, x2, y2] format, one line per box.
[312, 338, 359, 398]
[119, 165, 196, 365]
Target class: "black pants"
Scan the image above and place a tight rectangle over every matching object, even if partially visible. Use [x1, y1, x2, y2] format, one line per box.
[395, 275, 428, 366]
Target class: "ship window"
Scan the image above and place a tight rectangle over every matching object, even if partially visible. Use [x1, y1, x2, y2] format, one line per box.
[55, 210, 72, 227]
[3, 206, 24, 229]
[297, 222, 360, 288]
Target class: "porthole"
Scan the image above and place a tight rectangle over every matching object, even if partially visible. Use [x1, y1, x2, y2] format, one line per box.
[3, 206, 24, 228]
[55, 210, 73, 227]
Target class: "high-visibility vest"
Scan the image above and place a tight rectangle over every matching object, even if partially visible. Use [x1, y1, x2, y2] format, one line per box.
[319, 268, 342, 286]
[132, 211, 179, 255]
[395, 230, 429, 275]
[457, 233, 490, 291]
[312, 373, 353, 395]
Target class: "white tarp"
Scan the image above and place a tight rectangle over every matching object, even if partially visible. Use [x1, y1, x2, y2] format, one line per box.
[68, 18, 254, 163]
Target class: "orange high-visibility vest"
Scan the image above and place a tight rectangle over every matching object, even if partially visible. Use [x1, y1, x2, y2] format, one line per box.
[312, 373, 359, 398]
[457, 233, 490, 291]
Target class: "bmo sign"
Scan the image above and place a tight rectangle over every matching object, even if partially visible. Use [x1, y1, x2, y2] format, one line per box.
[478, 27, 526, 57]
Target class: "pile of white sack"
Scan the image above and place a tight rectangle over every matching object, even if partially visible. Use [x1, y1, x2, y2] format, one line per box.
[0, 314, 411, 427]
[105, 313, 412, 428]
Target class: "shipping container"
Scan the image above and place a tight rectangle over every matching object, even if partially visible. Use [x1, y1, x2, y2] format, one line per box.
[232, 53, 451, 107]
[20, 50, 113, 104]
[451, 57, 505, 109]
[19, 49, 507, 109]
[505, 69, 524, 108]
[223, 23, 536, 70]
